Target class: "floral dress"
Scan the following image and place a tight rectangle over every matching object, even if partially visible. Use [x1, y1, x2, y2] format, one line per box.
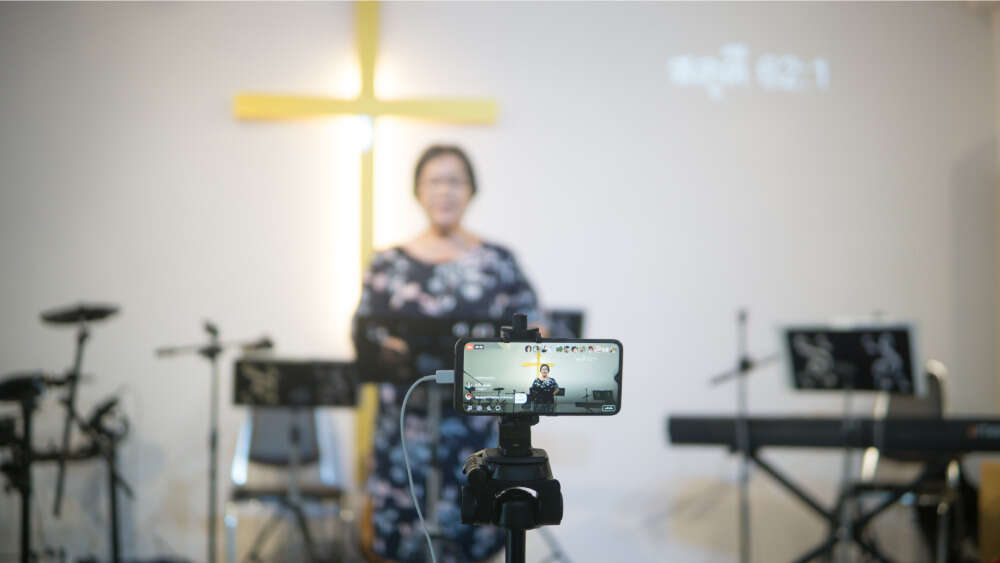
[528, 377, 558, 414]
[353, 243, 542, 562]
[528, 377, 558, 403]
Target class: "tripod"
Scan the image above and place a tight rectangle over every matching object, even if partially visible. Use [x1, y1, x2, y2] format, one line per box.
[460, 314, 564, 563]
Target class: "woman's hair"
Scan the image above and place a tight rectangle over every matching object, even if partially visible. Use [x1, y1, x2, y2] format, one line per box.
[540, 364, 550, 372]
[413, 144, 478, 196]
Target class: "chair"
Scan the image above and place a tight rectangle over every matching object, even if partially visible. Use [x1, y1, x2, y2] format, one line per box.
[225, 408, 347, 563]
[858, 361, 970, 562]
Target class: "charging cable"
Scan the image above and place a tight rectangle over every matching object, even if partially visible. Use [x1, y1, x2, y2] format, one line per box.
[400, 369, 455, 563]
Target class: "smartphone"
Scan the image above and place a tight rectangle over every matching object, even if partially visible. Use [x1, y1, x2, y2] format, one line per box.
[454, 338, 622, 416]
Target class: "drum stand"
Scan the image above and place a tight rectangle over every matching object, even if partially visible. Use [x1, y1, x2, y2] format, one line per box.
[42, 304, 131, 563]
[7, 389, 39, 563]
[82, 397, 134, 563]
[53, 321, 89, 517]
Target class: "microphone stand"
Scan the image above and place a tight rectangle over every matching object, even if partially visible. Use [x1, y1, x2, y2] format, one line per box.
[734, 311, 752, 563]
[155, 322, 272, 563]
[707, 310, 779, 563]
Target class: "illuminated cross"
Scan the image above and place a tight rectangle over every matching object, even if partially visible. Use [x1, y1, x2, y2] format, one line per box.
[523, 348, 555, 377]
[232, 1, 498, 273]
[232, 0, 498, 490]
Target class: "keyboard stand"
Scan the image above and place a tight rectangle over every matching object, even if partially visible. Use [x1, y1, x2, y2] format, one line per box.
[745, 448, 952, 563]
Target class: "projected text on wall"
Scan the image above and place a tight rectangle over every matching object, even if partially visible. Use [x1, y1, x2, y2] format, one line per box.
[668, 44, 829, 101]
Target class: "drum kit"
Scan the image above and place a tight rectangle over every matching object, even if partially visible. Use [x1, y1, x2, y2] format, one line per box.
[0, 303, 132, 563]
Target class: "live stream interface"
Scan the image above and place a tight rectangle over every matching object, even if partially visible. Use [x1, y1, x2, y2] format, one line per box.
[460, 341, 621, 415]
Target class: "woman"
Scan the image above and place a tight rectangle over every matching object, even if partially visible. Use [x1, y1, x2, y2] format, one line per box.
[353, 145, 543, 562]
[528, 364, 558, 414]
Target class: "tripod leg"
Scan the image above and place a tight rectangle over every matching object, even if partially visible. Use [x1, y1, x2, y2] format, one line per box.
[506, 529, 526, 563]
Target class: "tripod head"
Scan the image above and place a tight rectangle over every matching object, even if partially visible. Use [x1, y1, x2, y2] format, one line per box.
[461, 415, 562, 530]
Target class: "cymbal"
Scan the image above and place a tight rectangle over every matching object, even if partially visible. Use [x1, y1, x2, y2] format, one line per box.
[41, 303, 119, 325]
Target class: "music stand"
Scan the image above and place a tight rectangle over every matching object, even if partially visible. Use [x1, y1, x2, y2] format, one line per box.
[233, 358, 358, 408]
[354, 315, 502, 384]
[231, 358, 357, 562]
[783, 322, 919, 561]
[783, 323, 919, 395]
[355, 315, 505, 558]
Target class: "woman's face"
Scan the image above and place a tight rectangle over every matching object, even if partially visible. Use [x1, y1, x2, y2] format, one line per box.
[416, 154, 474, 231]
[539, 365, 550, 379]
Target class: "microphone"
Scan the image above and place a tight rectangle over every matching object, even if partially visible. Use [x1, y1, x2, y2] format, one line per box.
[241, 336, 274, 351]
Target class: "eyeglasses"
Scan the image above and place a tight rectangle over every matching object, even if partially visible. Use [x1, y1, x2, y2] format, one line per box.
[419, 176, 471, 191]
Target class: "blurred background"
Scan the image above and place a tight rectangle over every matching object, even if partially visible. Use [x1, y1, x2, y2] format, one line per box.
[0, 2, 997, 562]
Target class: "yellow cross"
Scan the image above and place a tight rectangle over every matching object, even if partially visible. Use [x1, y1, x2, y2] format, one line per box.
[523, 348, 555, 377]
[233, 1, 498, 486]
[232, 1, 498, 273]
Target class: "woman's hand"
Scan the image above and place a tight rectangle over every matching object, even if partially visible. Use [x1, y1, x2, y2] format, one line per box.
[379, 335, 410, 364]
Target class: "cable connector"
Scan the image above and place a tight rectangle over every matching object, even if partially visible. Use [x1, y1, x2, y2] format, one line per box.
[435, 369, 455, 384]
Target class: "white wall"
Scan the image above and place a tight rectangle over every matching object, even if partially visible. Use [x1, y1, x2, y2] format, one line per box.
[0, 2, 995, 562]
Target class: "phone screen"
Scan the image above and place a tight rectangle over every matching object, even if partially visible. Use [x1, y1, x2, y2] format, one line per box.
[455, 339, 622, 416]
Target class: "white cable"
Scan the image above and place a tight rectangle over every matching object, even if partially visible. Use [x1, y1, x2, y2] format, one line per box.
[400, 370, 455, 563]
